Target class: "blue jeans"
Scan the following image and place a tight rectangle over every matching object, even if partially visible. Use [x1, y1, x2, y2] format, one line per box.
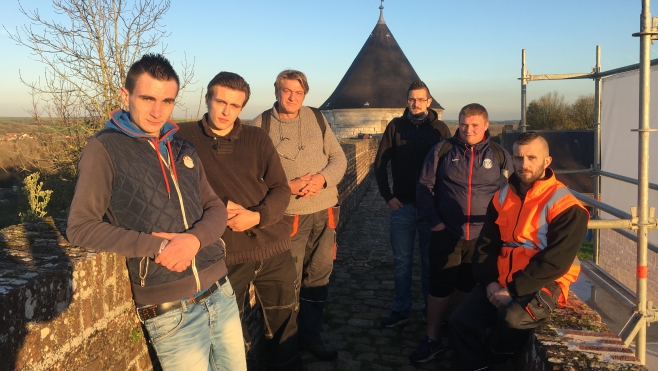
[143, 278, 247, 371]
[389, 203, 430, 317]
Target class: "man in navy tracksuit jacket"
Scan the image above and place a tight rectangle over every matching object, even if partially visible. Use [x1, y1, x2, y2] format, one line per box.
[410, 103, 513, 363]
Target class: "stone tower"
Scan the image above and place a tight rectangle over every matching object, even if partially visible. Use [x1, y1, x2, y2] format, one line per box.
[320, 2, 443, 138]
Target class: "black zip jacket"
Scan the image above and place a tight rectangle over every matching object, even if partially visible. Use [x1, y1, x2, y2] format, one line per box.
[375, 108, 451, 203]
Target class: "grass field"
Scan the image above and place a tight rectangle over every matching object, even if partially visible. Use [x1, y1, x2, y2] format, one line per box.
[579, 240, 593, 261]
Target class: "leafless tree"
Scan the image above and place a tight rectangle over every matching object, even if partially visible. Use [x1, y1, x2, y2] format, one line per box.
[5, 0, 195, 212]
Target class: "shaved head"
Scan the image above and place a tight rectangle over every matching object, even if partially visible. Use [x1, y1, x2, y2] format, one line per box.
[514, 132, 549, 156]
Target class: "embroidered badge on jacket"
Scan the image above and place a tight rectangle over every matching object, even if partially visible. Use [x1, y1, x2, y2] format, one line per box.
[183, 155, 195, 169]
[483, 158, 493, 169]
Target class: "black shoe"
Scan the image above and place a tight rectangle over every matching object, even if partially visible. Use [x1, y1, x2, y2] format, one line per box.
[299, 341, 337, 361]
[409, 335, 445, 363]
[380, 311, 410, 327]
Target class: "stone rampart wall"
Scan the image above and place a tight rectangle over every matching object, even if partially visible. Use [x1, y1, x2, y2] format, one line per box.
[0, 219, 152, 371]
[336, 139, 379, 230]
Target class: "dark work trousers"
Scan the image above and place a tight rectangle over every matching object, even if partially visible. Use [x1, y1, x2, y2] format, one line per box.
[227, 250, 302, 371]
[449, 283, 559, 371]
[290, 210, 336, 343]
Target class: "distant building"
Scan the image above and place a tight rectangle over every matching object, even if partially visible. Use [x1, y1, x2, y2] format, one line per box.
[320, 3, 443, 139]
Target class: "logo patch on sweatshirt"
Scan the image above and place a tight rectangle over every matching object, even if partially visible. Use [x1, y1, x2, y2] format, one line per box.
[183, 155, 195, 169]
[483, 158, 493, 169]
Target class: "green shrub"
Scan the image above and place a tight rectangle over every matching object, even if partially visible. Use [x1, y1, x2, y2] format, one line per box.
[19, 172, 53, 222]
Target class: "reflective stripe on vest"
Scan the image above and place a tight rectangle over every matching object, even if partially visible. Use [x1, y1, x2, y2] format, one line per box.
[493, 172, 587, 306]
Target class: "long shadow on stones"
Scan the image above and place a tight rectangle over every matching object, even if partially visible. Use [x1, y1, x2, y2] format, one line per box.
[0, 218, 73, 371]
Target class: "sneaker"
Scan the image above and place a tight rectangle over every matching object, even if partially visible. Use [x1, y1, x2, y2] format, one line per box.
[409, 336, 445, 363]
[380, 311, 410, 327]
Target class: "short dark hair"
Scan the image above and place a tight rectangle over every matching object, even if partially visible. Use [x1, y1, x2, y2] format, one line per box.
[459, 103, 489, 122]
[206, 72, 251, 107]
[407, 80, 431, 98]
[274, 70, 309, 94]
[125, 53, 180, 93]
[515, 131, 542, 146]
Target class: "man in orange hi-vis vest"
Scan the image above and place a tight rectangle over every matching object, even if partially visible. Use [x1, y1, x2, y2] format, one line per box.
[449, 132, 589, 371]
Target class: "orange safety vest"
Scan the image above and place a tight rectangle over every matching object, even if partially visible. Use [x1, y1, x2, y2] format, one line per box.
[492, 171, 588, 307]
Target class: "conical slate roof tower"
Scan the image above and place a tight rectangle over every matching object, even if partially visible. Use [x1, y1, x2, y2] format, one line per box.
[320, 3, 442, 110]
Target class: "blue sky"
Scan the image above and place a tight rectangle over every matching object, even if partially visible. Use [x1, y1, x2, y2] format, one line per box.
[0, 0, 649, 120]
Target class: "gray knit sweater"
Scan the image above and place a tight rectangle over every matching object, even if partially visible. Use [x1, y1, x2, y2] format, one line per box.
[251, 105, 347, 215]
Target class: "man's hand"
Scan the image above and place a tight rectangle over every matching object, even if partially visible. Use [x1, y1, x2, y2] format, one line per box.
[227, 208, 260, 232]
[431, 223, 446, 232]
[289, 173, 312, 196]
[387, 197, 403, 211]
[300, 173, 325, 199]
[152, 232, 201, 272]
[487, 282, 512, 308]
[226, 200, 245, 219]
[486, 282, 503, 304]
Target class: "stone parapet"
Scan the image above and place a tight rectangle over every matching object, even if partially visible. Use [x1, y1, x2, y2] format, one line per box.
[504, 294, 647, 370]
[336, 138, 379, 232]
[0, 218, 152, 371]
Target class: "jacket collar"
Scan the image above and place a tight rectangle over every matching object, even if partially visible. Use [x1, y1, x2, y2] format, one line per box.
[402, 107, 438, 125]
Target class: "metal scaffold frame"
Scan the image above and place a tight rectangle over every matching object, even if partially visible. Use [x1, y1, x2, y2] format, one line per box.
[519, 0, 658, 364]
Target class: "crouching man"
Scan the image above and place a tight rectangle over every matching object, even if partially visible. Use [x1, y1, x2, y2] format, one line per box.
[449, 132, 588, 371]
[67, 54, 246, 371]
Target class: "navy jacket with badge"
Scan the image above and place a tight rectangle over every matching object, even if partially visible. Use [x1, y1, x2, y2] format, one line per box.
[416, 130, 513, 240]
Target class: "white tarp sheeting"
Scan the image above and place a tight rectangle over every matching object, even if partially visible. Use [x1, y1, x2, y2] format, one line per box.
[601, 66, 658, 244]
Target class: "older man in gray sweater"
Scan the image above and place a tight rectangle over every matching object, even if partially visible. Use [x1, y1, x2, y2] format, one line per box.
[251, 70, 347, 360]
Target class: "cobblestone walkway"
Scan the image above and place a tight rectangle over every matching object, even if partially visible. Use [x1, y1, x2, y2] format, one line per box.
[301, 176, 458, 370]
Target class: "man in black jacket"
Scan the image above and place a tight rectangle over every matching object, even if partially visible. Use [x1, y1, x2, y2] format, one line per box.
[176, 72, 302, 371]
[374, 80, 451, 328]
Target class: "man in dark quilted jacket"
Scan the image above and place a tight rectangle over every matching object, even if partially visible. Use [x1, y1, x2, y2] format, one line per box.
[67, 54, 246, 371]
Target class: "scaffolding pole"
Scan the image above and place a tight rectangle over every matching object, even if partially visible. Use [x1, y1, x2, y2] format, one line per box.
[632, 0, 653, 362]
[593, 46, 602, 264]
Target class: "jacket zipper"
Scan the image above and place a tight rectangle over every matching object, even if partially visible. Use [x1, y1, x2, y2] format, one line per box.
[506, 249, 514, 284]
[150, 141, 202, 293]
[505, 187, 525, 284]
[466, 146, 474, 240]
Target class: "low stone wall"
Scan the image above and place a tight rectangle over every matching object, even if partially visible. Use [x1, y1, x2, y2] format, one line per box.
[507, 294, 647, 370]
[336, 138, 379, 232]
[0, 138, 379, 371]
[0, 219, 152, 371]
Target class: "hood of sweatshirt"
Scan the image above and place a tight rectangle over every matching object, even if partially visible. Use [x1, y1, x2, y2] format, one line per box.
[105, 109, 179, 157]
[105, 109, 181, 196]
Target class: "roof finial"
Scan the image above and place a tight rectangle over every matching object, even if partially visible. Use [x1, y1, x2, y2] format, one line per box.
[378, 0, 385, 24]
